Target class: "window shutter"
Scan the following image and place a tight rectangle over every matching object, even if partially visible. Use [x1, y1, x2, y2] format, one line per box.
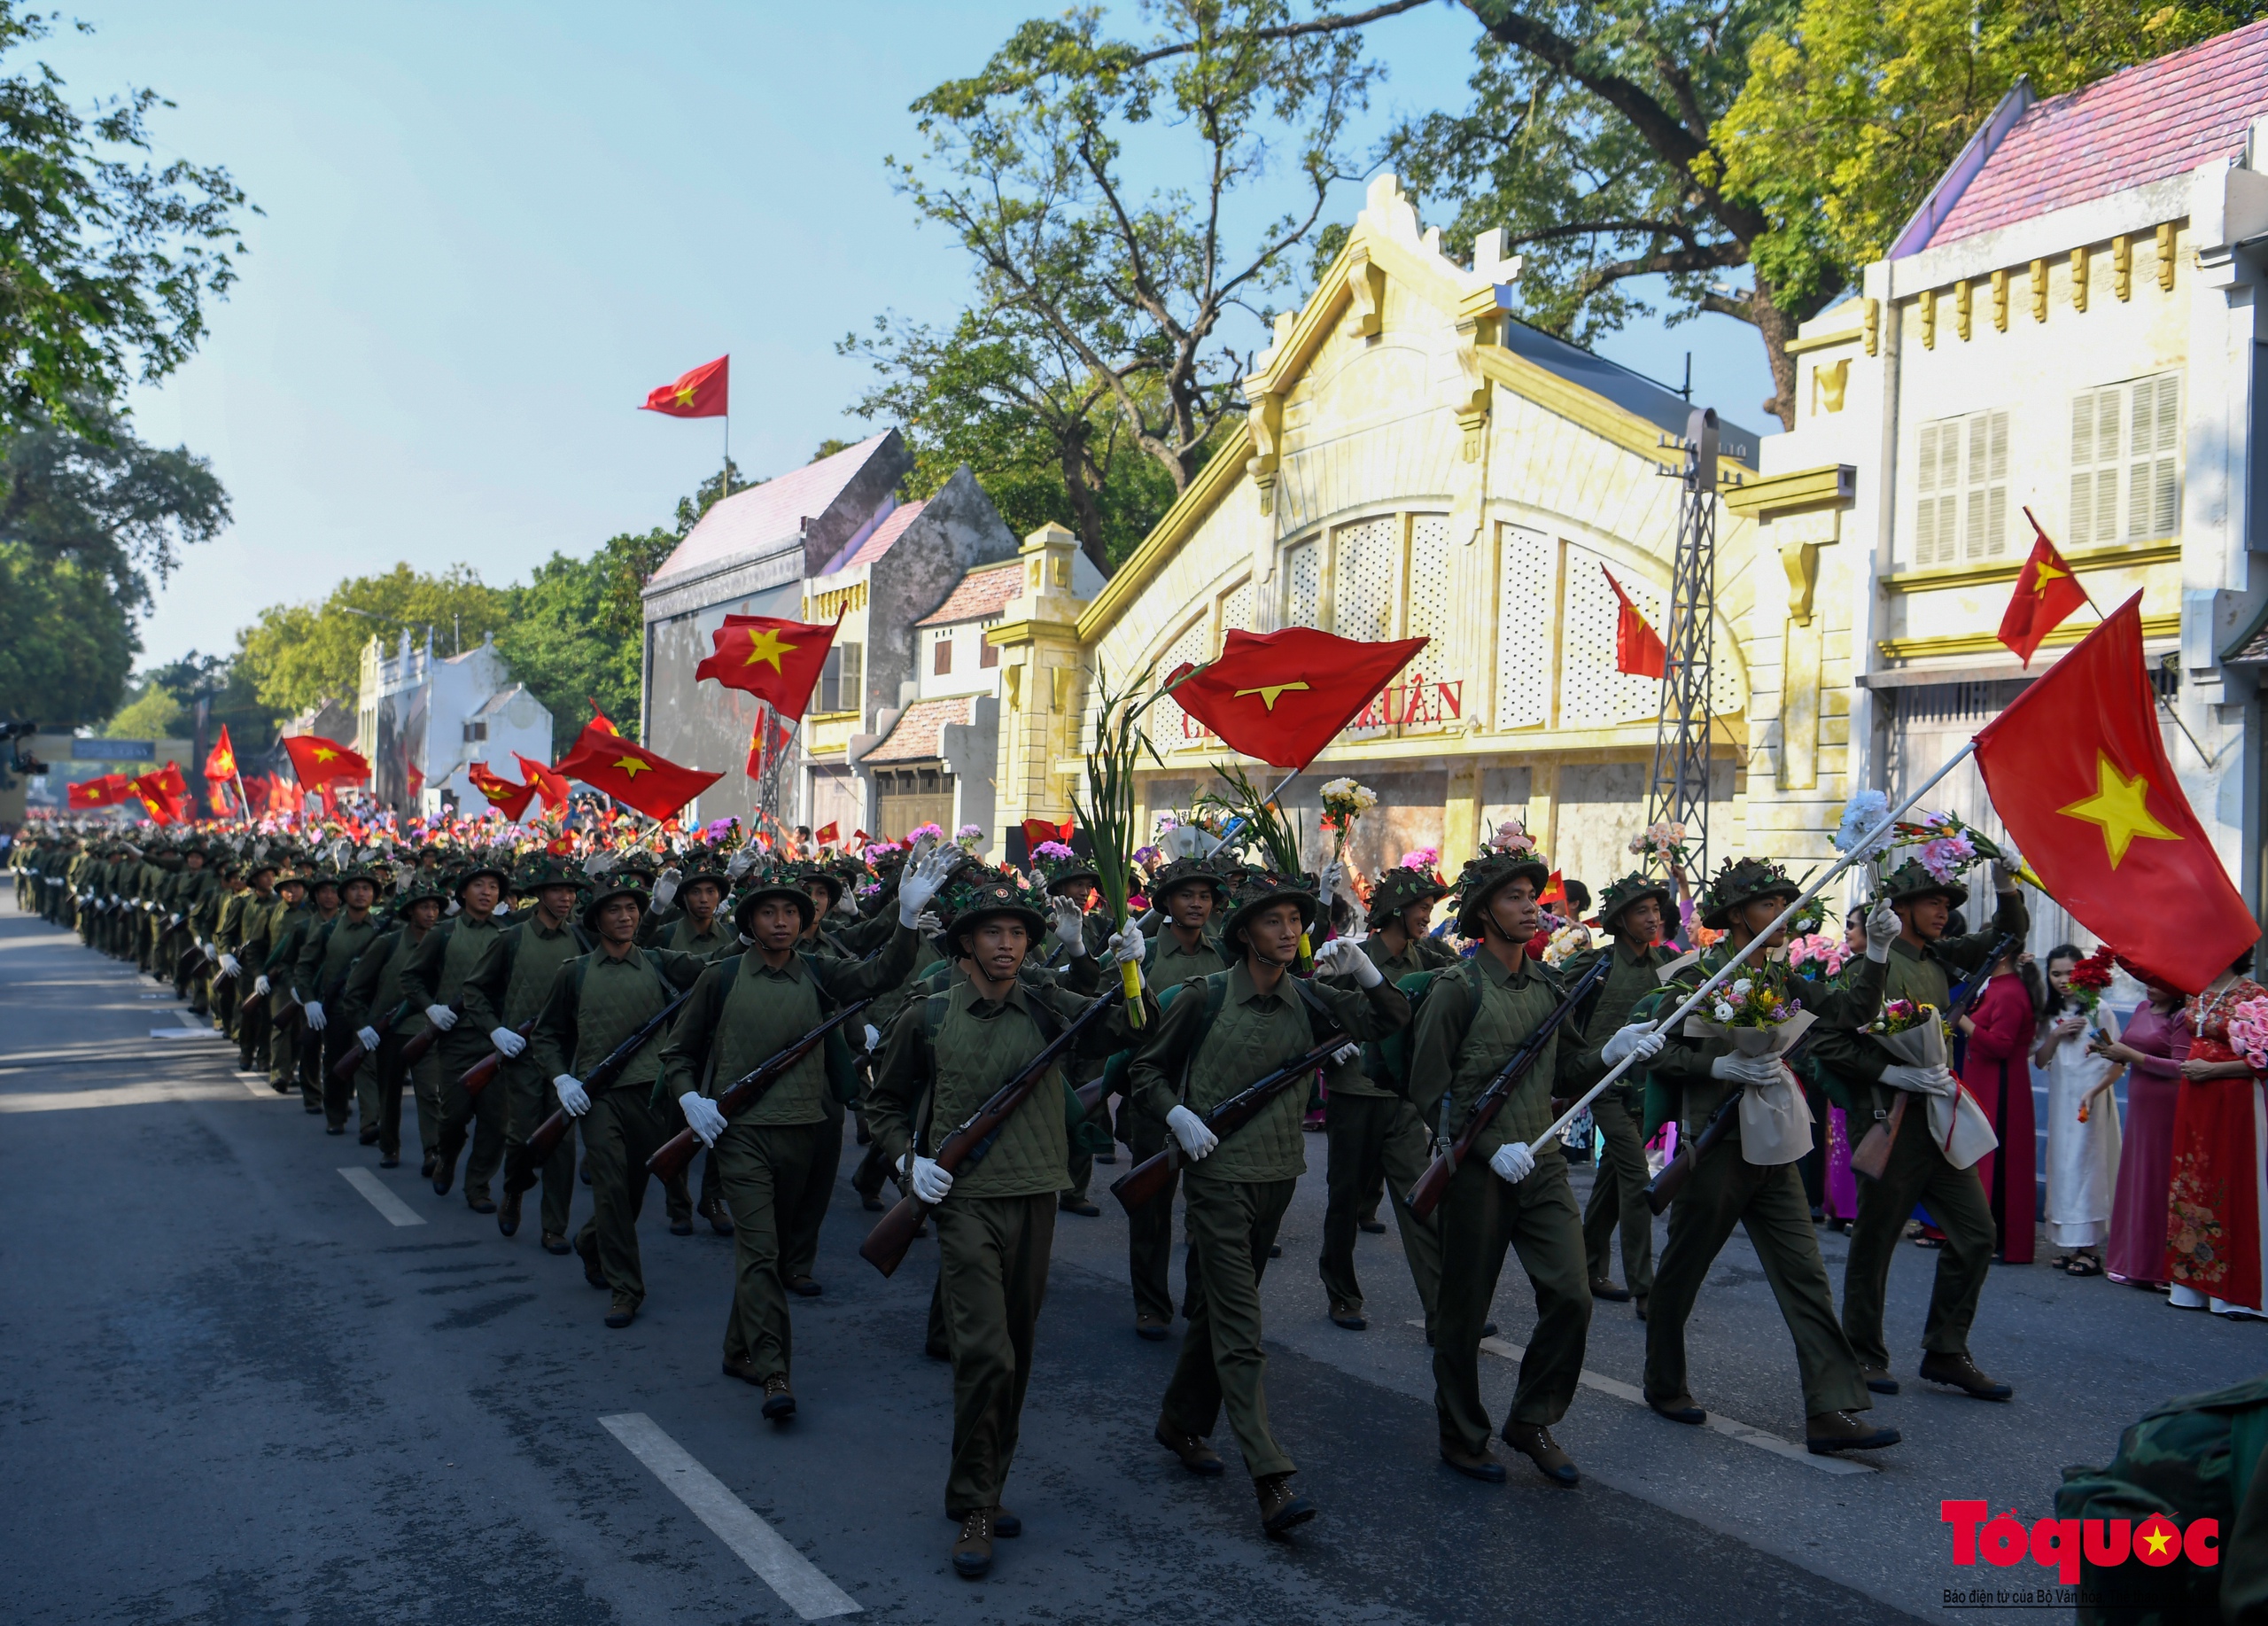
[1284, 539, 1321, 628]
[1916, 424, 1941, 564]
[2070, 393, 2094, 548]
[1984, 410, 2008, 556]
[2129, 373, 2179, 539]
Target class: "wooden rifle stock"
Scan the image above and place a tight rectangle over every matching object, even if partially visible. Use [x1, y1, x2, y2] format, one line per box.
[1108, 1031, 1353, 1215]
[503, 984, 695, 1196]
[859, 990, 1122, 1278]
[1643, 1028, 1821, 1215]
[330, 1000, 408, 1082]
[647, 997, 874, 1184]
[1847, 930, 2019, 1180]
[397, 1000, 464, 1069]
[1405, 954, 1612, 1221]
[458, 1018, 537, 1098]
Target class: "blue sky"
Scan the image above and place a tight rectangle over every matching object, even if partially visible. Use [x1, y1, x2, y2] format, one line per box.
[48, 0, 1776, 668]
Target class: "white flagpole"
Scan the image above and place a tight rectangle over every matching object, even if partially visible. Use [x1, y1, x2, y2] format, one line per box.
[1526, 738, 1983, 1155]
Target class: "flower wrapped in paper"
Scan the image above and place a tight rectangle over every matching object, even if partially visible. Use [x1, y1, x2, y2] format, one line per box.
[1862, 1000, 2000, 1169]
[1681, 967, 1815, 1166]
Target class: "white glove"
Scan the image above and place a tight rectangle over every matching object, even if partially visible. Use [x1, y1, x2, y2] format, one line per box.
[555, 1074, 591, 1116]
[168, 912, 182, 926]
[651, 866, 681, 912]
[1863, 897, 1899, 961]
[1312, 935, 1381, 986]
[1881, 1062, 1955, 1095]
[896, 844, 959, 928]
[1490, 1140, 1536, 1183]
[680, 1091, 727, 1147]
[1602, 1022, 1665, 1067]
[304, 1000, 327, 1031]
[834, 888, 859, 916]
[1331, 1041, 1362, 1067]
[252, 975, 270, 997]
[355, 1026, 381, 1052]
[863, 1023, 882, 1053]
[1710, 1051, 1785, 1089]
[1991, 857, 2021, 891]
[913, 909, 941, 935]
[1050, 895, 1090, 954]
[1107, 927, 1145, 966]
[1317, 858, 1348, 908]
[218, 953, 241, 976]
[911, 1155, 953, 1203]
[423, 1002, 457, 1031]
[1165, 1103, 1217, 1161]
[489, 1026, 526, 1058]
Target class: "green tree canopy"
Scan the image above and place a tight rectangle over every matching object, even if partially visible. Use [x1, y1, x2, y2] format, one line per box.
[233, 564, 513, 720]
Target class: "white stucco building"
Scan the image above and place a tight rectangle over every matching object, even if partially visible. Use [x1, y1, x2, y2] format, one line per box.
[356, 630, 553, 818]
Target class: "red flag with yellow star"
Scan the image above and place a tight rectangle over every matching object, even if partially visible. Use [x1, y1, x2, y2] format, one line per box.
[283, 734, 369, 790]
[553, 723, 721, 821]
[1975, 593, 2256, 992]
[1997, 512, 2090, 665]
[66, 773, 131, 810]
[516, 752, 570, 813]
[1164, 627, 1429, 771]
[695, 613, 839, 717]
[1602, 567, 1667, 678]
[467, 761, 535, 820]
[204, 724, 237, 783]
[639, 355, 728, 418]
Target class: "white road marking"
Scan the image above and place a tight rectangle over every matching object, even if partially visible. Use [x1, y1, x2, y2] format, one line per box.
[338, 1167, 425, 1226]
[0, 1081, 265, 1112]
[599, 1412, 861, 1619]
[1414, 1320, 1874, 1476]
[151, 1027, 227, 1040]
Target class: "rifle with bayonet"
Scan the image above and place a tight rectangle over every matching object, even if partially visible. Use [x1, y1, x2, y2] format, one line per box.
[860, 989, 1123, 1277]
[502, 984, 696, 1197]
[1107, 1024, 1357, 1214]
[647, 997, 875, 1183]
[1404, 953, 1613, 1221]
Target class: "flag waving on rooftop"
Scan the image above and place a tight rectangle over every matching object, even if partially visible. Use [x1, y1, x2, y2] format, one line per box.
[640, 355, 728, 419]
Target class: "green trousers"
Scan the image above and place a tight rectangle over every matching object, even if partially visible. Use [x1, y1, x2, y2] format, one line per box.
[574, 1086, 670, 1305]
[716, 1120, 824, 1381]
[1840, 1097, 1995, 1369]
[298, 1017, 325, 1109]
[1644, 1135, 1869, 1416]
[935, 1191, 1055, 1517]
[237, 997, 269, 1075]
[212, 969, 237, 1039]
[365, 1034, 406, 1159]
[1432, 1150, 1591, 1453]
[502, 1063, 575, 1238]
[1161, 1171, 1295, 1482]
[319, 1027, 357, 1131]
[1318, 1091, 1443, 1332]
[780, 1093, 843, 1282]
[269, 1015, 301, 1096]
[1122, 1106, 1177, 1325]
[435, 1039, 509, 1202]
[1582, 1085, 1657, 1298]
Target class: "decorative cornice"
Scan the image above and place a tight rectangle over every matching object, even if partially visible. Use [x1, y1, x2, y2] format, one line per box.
[1783, 328, 1864, 356]
[1877, 612, 2179, 662]
[1722, 463, 1855, 519]
[1882, 541, 2179, 593]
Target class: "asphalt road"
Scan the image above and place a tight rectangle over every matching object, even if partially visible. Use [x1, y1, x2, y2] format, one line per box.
[3, 894, 2257, 1625]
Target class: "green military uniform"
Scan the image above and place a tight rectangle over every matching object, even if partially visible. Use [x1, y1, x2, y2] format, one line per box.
[462, 876, 594, 1244]
[1569, 873, 1682, 1305]
[400, 875, 512, 1203]
[210, 871, 251, 1040]
[658, 869, 917, 1401]
[1639, 858, 1884, 1425]
[259, 881, 321, 1093]
[1320, 864, 1458, 1334]
[1130, 871, 1410, 1497]
[335, 893, 439, 1163]
[294, 884, 384, 1132]
[647, 899, 740, 1232]
[1817, 863, 2026, 1379]
[527, 897, 710, 1317]
[1404, 844, 1604, 1466]
[866, 867, 1137, 1523]
[232, 871, 286, 1075]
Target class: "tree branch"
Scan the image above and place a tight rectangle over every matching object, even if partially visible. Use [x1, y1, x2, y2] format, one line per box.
[1125, 0, 1434, 66]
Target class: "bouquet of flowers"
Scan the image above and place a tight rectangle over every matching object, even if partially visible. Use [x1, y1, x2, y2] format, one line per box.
[1785, 932, 1850, 979]
[1700, 969, 1805, 1034]
[1891, 809, 2023, 884]
[1542, 922, 1593, 967]
[2064, 946, 2117, 1015]
[1319, 778, 1378, 861]
[1686, 965, 1814, 1164]
[1628, 819, 1691, 868]
[1830, 790, 1893, 858]
[1863, 999, 1949, 1069]
[2227, 996, 2268, 1072]
[1489, 817, 1534, 852]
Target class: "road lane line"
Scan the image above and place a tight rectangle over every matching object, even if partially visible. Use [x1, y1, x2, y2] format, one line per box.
[599, 1412, 861, 1619]
[339, 1167, 425, 1226]
[1412, 1320, 1873, 1476]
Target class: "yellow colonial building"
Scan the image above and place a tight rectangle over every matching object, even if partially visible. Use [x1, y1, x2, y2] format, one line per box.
[987, 175, 1838, 888]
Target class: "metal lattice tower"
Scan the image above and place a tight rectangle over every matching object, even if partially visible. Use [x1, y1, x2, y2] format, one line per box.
[1645, 408, 1732, 883]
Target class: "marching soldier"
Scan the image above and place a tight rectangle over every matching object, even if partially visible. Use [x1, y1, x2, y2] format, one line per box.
[1639, 857, 1902, 1454]
[462, 854, 594, 1248]
[208, 856, 252, 1042]
[252, 866, 317, 1095]
[1822, 856, 2027, 1402]
[1320, 860, 1456, 1338]
[866, 861, 1147, 1578]
[1571, 871, 1682, 1315]
[1404, 840, 1637, 1487]
[402, 858, 514, 1208]
[656, 852, 942, 1419]
[528, 872, 716, 1328]
[1117, 853, 1233, 1339]
[338, 878, 447, 1161]
[1129, 867, 1409, 1537]
[295, 864, 384, 1135]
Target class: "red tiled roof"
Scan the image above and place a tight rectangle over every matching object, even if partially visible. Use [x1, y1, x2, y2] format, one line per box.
[1928, 20, 2268, 250]
[647, 433, 895, 586]
[841, 498, 925, 572]
[860, 696, 973, 765]
[916, 559, 1021, 627]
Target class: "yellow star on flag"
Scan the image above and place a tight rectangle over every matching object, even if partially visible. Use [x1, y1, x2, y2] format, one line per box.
[312, 747, 338, 762]
[741, 627, 796, 671]
[1234, 681, 1311, 712]
[612, 756, 650, 779]
[2031, 560, 2068, 593]
[674, 384, 696, 408]
[2056, 752, 2179, 867]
